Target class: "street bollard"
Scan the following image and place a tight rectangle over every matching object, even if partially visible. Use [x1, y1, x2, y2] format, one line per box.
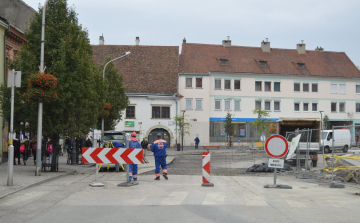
[202, 151, 214, 187]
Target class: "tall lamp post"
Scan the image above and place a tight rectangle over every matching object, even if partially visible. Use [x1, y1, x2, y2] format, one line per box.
[101, 52, 131, 147]
[319, 111, 324, 171]
[181, 110, 185, 151]
[36, 0, 50, 176]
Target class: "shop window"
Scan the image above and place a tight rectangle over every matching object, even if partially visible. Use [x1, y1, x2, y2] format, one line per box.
[126, 106, 135, 118]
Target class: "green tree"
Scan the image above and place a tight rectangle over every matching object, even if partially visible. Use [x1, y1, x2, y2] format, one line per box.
[224, 112, 234, 136]
[323, 114, 331, 130]
[0, 0, 117, 138]
[173, 115, 191, 144]
[251, 108, 273, 137]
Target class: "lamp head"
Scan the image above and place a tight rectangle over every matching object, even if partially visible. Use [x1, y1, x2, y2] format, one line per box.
[124, 51, 131, 56]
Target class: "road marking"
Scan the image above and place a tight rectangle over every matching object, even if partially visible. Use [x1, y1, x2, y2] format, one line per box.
[203, 192, 225, 205]
[0, 191, 49, 206]
[160, 191, 189, 205]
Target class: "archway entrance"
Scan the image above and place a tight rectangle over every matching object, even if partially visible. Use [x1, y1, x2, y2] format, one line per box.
[148, 128, 171, 145]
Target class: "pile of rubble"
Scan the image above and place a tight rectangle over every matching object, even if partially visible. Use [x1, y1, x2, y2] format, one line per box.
[335, 170, 360, 183]
[246, 163, 293, 172]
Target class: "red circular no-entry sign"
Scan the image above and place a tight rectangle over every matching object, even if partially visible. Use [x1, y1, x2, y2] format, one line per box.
[265, 135, 288, 158]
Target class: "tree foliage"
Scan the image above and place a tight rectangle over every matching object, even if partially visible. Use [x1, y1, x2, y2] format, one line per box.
[1, 0, 127, 138]
[173, 114, 191, 142]
[251, 108, 273, 137]
[224, 112, 234, 136]
[323, 114, 331, 130]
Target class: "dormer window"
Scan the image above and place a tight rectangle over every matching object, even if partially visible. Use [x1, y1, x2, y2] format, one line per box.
[259, 61, 268, 67]
[220, 59, 228, 65]
[297, 63, 305, 68]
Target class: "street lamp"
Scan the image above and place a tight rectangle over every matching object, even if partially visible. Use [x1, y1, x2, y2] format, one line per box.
[181, 110, 185, 151]
[101, 52, 131, 146]
[35, 0, 50, 176]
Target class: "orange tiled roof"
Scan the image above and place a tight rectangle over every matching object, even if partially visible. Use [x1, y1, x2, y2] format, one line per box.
[93, 45, 179, 94]
[179, 43, 360, 78]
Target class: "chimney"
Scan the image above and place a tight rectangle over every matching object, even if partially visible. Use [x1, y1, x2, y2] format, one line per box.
[135, 37, 140, 45]
[222, 36, 231, 47]
[261, 38, 270, 52]
[315, 46, 324, 51]
[99, 34, 104, 45]
[183, 37, 186, 44]
[296, 40, 306, 54]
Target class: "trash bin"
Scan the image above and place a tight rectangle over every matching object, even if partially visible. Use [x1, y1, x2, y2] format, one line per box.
[177, 143, 180, 151]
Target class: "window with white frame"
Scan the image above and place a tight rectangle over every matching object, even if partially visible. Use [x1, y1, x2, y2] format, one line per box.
[255, 100, 262, 110]
[234, 100, 241, 111]
[274, 82, 280, 92]
[294, 102, 300, 111]
[331, 102, 337, 112]
[234, 80, 241, 90]
[331, 84, 337, 93]
[215, 79, 221, 90]
[339, 84, 346, 94]
[255, 81, 262, 91]
[356, 85, 360, 94]
[312, 103, 318, 111]
[294, 83, 300, 92]
[303, 83, 309, 92]
[312, 83, 318, 93]
[265, 82, 271, 92]
[224, 100, 231, 111]
[196, 78, 202, 88]
[356, 103, 360, 113]
[303, 103, 309, 112]
[265, 101, 271, 111]
[215, 100, 221, 110]
[126, 106, 135, 119]
[224, 80, 231, 90]
[195, 99, 202, 110]
[186, 77, 192, 88]
[339, 102, 345, 112]
[186, 99, 192, 110]
[274, 101, 280, 111]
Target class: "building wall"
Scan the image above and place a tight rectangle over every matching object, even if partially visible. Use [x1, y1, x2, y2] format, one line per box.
[107, 95, 179, 147]
[0, 0, 36, 31]
[179, 73, 360, 145]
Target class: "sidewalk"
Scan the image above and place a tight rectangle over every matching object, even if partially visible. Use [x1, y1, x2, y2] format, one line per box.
[0, 154, 94, 199]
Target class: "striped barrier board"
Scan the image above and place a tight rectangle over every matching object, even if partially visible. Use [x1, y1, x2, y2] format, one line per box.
[202, 152, 214, 187]
[82, 147, 143, 164]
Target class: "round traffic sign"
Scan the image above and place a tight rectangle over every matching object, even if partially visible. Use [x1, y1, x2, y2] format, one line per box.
[238, 139, 241, 143]
[265, 135, 288, 158]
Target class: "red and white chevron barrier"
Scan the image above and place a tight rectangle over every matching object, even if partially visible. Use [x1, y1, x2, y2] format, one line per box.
[82, 147, 143, 164]
[202, 152, 214, 187]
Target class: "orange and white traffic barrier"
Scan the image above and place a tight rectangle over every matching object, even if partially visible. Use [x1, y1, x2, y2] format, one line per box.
[202, 152, 214, 187]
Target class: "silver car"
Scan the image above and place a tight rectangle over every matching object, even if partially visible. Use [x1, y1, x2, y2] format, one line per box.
[101, 130, 125, 170]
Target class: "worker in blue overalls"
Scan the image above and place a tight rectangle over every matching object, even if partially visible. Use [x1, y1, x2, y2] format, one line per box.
[128, 132, 141, 181]
[151, 133, 168, 180]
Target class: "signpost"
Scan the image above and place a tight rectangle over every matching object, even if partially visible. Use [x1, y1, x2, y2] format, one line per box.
[238, 138, 241, 150]
[264, 135, 292, 189]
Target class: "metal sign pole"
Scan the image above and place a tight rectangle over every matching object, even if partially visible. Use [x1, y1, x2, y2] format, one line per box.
[7, 70, 15, 186]
[273, 168, 277, 185]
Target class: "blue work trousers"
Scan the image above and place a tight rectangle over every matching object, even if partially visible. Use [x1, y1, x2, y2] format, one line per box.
[155, 156, 167, 175]
[129, 164, 138, 180]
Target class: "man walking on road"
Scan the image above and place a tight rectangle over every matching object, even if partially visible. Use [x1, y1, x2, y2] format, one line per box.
[150, 133, 168, 180]
[194, 136, 200, 149]
[141, 138, 149, 163]
[129, 132, 141, 181]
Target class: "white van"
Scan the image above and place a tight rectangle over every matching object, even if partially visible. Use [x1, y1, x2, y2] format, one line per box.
[320, 129, 351, 153]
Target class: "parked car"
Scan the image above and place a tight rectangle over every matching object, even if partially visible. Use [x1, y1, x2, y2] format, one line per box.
[319, 129, 351, 153]
[101, 130, 125, 170]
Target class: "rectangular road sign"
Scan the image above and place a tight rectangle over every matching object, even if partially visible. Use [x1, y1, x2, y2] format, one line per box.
[268, 158, 284, 169]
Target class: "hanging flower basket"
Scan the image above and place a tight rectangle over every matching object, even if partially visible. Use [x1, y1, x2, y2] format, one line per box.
[27, 72, 57, 89]
[24, 72, 58, 103]
[104, 102, 111, 110]
[98, 110, 110, 118]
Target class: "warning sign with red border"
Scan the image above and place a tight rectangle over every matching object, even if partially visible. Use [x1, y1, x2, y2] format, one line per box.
[265, 135, 288, 158]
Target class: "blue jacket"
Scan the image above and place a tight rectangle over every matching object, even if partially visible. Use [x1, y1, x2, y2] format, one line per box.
[128, 139, 141, 149]
[151, 139, 168, 157]
[194, 137, 200, 144]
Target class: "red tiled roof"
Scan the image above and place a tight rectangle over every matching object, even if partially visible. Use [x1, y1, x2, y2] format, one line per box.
[92, 45, 179, 94]
[179, 43, 360, 78]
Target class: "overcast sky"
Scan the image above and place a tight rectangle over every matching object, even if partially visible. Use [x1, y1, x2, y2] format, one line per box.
[24, 0, 360, 67]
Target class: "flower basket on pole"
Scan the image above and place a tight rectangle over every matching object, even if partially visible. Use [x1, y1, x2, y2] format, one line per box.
[24, 72, 58, 103]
